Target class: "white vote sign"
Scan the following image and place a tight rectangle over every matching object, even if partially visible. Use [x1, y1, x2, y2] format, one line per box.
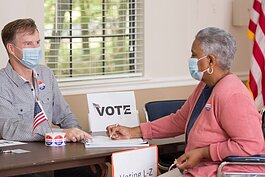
[87, 91, 139, 132]
[112, 146, 158, 177]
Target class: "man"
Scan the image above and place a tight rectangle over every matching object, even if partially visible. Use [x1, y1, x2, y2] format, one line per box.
[0, 18, 107, 177]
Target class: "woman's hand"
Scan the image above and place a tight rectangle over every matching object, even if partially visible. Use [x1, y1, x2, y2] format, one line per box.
[106, 124, 132, 139]
[106, 124, 142, 140]
[176, 146, 210, 170]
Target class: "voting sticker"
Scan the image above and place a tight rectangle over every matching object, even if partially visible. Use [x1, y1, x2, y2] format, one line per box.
[38, 81, 46, 90]
[205, 103, 211, 111]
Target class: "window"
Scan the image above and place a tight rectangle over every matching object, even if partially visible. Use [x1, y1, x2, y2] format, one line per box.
[44, 0, 144, 82]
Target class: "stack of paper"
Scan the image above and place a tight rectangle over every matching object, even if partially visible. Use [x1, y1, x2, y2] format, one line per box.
[84, 136, 149, 148]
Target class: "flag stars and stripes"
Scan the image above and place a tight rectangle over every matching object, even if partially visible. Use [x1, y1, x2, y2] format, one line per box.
[247, 0, 265, 110]
[32, 100, 48, 132]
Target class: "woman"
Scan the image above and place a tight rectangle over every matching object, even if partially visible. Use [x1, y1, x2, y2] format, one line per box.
[106, 27, 265, 176]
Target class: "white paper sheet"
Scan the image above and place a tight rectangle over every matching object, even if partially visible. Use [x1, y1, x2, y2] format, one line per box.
[84, 136, 149, 148]
[158, 168, 182, 177]
[0, 140, 27, 147]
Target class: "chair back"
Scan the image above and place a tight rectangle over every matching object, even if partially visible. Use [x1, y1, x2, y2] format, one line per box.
[144, 99, 186, 173]
[145, 99, 186, 122]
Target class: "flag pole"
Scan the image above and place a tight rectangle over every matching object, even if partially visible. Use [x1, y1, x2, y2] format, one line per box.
[46, 120, 54, 134]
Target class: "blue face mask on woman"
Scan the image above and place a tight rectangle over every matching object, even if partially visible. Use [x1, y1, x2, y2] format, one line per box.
[13, 46, 42, 69]
[188, 56, 209, 81]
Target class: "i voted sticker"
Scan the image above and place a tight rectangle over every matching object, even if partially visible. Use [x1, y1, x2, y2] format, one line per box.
[54, 135, 65, 146]
[45, 132, 66, 147]
[45, 135, 53, 146]
[38, 81, 46, 90]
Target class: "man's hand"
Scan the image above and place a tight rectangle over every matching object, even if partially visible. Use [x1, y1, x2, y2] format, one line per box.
[63, 127, 92, 142]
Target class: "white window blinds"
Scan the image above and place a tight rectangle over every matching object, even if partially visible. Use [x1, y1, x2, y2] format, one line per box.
[44, 0, 144, 82]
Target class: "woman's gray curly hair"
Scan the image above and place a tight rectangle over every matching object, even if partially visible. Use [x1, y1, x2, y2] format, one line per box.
[195, 27, 237, 70]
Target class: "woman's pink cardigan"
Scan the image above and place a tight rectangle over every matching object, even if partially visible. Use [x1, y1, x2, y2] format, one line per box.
[140, 74, 265, 176]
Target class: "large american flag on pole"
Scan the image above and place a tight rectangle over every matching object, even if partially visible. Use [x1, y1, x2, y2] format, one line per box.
[246, 0, 265, 110]
[32, 100, 48, 132]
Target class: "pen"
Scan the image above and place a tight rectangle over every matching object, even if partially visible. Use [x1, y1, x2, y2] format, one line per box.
[3, 150, 13, 153]
[0, 149, 13, 154]
[110, 124, 119, 139]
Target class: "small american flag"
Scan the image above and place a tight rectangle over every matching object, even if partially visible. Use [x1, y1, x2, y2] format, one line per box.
[32, 100, 48, 132]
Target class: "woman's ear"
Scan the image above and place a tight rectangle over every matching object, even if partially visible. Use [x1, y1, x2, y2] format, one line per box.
[207, 54, 216, 66]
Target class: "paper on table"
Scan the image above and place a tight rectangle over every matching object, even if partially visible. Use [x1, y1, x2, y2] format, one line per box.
[84, 136, 149, 148]
[0, 140, 26, 147]
[0, 149, 30, 154]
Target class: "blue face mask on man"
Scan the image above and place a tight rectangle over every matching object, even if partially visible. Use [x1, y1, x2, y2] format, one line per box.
[188, 56, 211, 81]
[12, 46, 42, 69]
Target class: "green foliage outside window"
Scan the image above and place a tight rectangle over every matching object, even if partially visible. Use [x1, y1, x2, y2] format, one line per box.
[44, 0, 143, 81]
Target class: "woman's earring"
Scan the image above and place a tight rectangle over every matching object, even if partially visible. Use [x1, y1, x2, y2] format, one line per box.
[208, 67, 213, 74]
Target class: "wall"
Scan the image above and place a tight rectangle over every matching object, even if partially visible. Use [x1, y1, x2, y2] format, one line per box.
[0, 0, 44, 66]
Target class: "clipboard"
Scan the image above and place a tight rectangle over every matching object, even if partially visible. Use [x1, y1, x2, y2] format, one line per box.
[84, 136, 149, 148]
